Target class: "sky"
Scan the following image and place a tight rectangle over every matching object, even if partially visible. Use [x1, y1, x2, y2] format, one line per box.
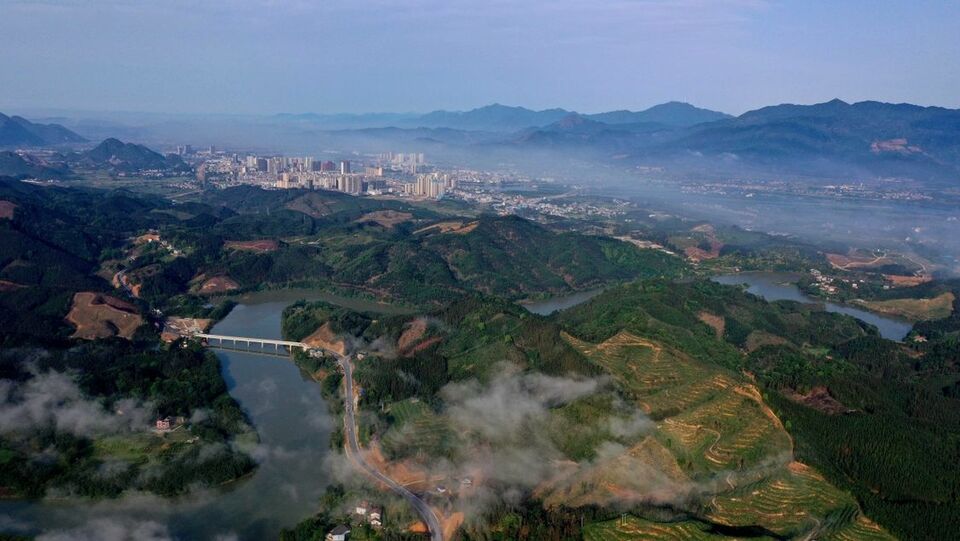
[1, 0, 958, 116]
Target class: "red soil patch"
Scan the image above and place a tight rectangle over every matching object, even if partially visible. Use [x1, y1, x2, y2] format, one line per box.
[199, 275, 239, 294]
[404, 336, 442, 356]
[697, 311, 725, 338]
[440, 511, 464, 540]
[0, 200, 16, 220]
[66, 292, 143, 340]
[408, 521, 429, 534]
[364, 442, 443, 493]
[684, 225, 723, 262]
[397, 318, 442, 356]
[0, 280, 27, 292]
[161, 317, 213, 342]
[224, 239, 279, 252]
[684, 246, 719, 261]
[884, 274, 931, 287]
[120, 264, 165, 299]
[784, 386, 854, 415]
[871, 138, 922, 154]
[414, 220, 478, 235]
[134, 232, 160, 245]
[302, 322, 347, 355]
[113, 271, 143, 298]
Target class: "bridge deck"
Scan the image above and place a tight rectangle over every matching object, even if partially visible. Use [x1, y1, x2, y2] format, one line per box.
[193, 333, 309, 349]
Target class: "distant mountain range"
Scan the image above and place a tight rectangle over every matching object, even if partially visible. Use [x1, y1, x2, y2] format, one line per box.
[0, 133, 186, 178]
[274, 101, 732, 132]
[0, 113, 86, 147]
[5, 99, 960, 184]
[501, 100, 960, 182]
[587, 102, 731, 126]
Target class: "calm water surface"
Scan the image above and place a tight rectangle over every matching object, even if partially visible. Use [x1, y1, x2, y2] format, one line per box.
[521, 288, 605, 316]
[0, 290, 351, 540]
[712, 272, 913, 341]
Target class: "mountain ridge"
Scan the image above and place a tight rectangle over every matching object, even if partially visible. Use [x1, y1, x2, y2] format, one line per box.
[271, 101, 731, 131]
[0, 112, 86, 147]
[73, 137, 186, 172]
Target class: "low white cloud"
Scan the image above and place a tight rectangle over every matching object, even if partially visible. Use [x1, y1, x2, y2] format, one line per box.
[37, 518, 172, 541]
[0, 369, 154, 437]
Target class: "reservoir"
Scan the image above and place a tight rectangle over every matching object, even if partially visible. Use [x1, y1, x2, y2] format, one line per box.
[521, 288, 605, 316]
[712, 272, 913, 341]
[0, 290, 348, 540]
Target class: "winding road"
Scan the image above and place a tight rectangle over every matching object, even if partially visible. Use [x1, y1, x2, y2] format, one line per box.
[339, 356, 444, 541]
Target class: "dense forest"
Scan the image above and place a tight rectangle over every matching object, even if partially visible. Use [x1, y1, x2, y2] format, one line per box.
[29, 183, 689, 313]
[0, 178, 256, 499]
[0, 341, 255, 498]
[4, 176, 959, 539]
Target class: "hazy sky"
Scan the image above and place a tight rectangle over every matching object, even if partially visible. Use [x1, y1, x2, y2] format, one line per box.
[1, 0, 958, 115]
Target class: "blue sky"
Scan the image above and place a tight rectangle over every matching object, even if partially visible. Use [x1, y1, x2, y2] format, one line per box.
[1, 0, 958, 115]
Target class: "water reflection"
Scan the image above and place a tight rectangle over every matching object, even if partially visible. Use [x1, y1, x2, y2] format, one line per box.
[712, 272, 913, 341]
[0, 293, 337, 540]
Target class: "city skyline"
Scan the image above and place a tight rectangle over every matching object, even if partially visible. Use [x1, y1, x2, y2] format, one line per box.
[2, 0, 959, 116]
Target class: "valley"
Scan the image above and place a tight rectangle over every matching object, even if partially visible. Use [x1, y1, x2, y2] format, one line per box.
[0, 156, 958, 541]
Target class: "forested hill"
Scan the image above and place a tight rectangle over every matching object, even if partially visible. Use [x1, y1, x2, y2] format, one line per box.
[559, 279, 960, 540]
[0, 151, 72, 180]
[71, 138, 188, 173]
[0, 112, 86, 147]
[280, 284, 896, 540]
[0, 177, 257, 500]
[80, 185, 679, 307]
[1, 181, 687, 342]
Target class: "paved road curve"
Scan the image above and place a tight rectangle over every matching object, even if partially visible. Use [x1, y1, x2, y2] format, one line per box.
[339, 356, 444, 541]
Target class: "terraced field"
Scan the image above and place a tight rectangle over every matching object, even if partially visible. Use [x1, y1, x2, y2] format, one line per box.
[388, 398, 432, 425]
[565, 330, 894, 540]
[584, 516, 757, 541]
[706, 462, 849, 536]
[823, 511, 895, 541]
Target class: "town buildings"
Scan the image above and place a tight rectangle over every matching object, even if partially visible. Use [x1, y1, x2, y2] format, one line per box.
[326, 525, 350, 541]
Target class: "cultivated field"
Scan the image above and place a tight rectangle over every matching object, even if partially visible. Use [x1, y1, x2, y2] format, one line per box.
[584, 516, 741, 541]
[198, 275, 240, 294]
[354, 210, 414, 228]
[854, 292, 955, 321]
[224, 239, 279, 252]
[414, 220, 479, 235]
[381, 399, 453, 460]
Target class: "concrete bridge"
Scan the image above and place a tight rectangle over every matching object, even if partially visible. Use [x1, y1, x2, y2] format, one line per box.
[193, 333, 310, 352]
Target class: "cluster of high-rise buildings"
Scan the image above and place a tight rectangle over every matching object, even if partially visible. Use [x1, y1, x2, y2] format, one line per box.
[275, 170, 383, 195]
[232, 154, 376, 194]
[187, 148, 463, 198]
[242, 155, 351, 175]
[377, 152, 426, 174]
[404, 172, 457, 198]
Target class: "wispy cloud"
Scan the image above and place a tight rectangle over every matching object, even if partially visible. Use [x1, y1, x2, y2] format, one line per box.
[0, 368, 154, 437]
